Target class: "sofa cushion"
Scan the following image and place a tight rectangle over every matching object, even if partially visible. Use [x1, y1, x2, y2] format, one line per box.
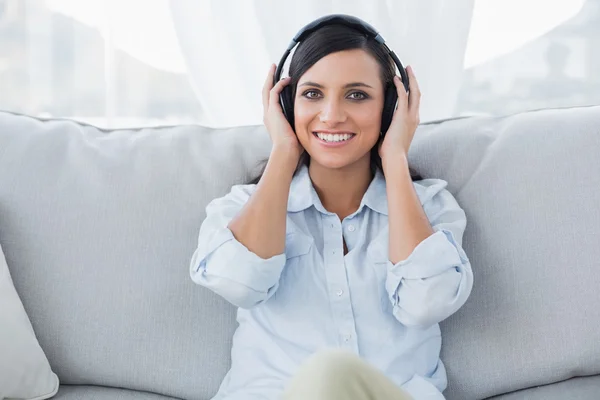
[0, 242, 59, 400]
[0, 111, 271, 399]
[413, 106, 600, 399]
[53, 385, 181, 400]
[487, 375, 600, 400]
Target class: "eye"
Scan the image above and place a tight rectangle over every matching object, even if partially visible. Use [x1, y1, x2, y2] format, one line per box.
[300, 90, 369, 100]
[348, 91, 368, 100]
[302, 90, 321, 99]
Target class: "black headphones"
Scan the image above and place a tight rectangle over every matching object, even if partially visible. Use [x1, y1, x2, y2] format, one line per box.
[274, 14, 409, 136]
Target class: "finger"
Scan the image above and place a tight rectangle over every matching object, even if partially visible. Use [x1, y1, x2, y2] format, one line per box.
[263, 64, 276, 113]
[393, 75, 408, 112]
[269, 76, 292, 109]
[406, 66, 421, 115]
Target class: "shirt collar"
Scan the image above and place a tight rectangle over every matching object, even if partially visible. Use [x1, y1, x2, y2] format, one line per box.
[287, 163, 388, 216]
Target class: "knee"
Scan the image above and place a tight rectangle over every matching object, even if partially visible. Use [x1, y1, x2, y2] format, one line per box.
[283, 349, 372, 399]
[298, 349, 363, 381]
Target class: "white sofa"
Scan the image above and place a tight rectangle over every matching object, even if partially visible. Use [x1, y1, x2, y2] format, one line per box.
[1, 105, 599, 399]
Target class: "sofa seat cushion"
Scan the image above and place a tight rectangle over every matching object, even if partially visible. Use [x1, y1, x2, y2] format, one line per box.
[487, 375, 600, 400]
[53, 385, 182, 400]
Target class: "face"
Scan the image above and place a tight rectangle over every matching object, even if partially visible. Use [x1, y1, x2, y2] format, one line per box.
[293, 49, 385, 170]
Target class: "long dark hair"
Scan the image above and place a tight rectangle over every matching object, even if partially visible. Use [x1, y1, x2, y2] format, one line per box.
[247, 23, 422, 185]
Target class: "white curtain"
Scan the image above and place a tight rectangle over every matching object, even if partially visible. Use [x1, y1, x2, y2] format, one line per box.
[168, 0, 475, 127]
[11, 1, 587, 128]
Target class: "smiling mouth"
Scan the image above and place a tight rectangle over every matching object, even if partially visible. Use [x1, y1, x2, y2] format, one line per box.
[312, 132, 356, 143]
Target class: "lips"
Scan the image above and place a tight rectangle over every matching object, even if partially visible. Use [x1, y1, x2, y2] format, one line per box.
[313, 131, 356, 140]
[312, 131, 357, 146]
[313, 131, 355, 135]
[312, 132, 356, 139]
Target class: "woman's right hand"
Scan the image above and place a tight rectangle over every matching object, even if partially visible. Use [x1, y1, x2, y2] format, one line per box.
[262, 64, 304, 158]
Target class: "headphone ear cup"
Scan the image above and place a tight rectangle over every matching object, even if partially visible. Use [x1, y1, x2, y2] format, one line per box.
[279, 86, 295, 132]
[380, 84, 398, 136]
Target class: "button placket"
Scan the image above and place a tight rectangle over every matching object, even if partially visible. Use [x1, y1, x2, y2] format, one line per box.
[324, 218, 357, 350]
[324, 220, 348, 316]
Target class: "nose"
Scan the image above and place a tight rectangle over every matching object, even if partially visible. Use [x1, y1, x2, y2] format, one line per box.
[319, 97, 347, 126]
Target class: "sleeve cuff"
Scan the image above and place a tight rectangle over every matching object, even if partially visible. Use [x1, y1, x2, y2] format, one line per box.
[385, 229, 468, 297]
[194, 226, 286, 294]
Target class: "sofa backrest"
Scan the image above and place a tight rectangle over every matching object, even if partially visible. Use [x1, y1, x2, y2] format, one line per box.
[416, 106, 600, 398]
[0, 114, 271, 399]
[1, 106, 599, 399]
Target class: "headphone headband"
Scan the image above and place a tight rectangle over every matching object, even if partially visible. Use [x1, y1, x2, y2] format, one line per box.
[291, 14, 382, 46]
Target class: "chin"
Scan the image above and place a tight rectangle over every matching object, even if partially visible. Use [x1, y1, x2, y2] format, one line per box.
[307, 152, 364, 170]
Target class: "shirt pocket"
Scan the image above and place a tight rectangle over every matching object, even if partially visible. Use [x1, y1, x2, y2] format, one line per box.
[284, 232, 313, 259]
[267, 232, 314, 316]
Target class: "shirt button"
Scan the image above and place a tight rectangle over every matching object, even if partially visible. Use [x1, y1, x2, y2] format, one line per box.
[347, 225, 355, 232]
[343, 334, 351, 342]
[336, 289, 343, 296]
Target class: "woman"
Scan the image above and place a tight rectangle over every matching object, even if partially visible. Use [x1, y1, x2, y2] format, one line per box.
[190, 18, 473, 400]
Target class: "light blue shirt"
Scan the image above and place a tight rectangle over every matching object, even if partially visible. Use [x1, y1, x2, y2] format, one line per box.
[190, 163, 473, 400]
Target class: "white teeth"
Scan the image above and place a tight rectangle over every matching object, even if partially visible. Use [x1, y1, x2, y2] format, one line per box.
[315, 132, 354, 142]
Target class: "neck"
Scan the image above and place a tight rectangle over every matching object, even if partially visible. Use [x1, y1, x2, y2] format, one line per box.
[308, 156, 374, 219]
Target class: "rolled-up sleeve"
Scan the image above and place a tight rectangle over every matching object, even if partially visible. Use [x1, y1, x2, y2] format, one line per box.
[386, 179, 473, 329]
[189, 184, 286, 309]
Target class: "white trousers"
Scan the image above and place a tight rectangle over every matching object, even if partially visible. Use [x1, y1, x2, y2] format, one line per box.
[282, 349, 414, 400]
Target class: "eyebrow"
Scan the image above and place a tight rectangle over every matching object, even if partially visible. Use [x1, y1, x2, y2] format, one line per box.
[298, 81, 373, 89]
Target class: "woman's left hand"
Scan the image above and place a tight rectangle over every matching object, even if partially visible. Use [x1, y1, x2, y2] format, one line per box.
[378, 65, 421, 162]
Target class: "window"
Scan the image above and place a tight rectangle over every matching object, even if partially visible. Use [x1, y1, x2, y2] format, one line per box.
[456, 0, 600, 117]
[0, 0, 201, 128]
